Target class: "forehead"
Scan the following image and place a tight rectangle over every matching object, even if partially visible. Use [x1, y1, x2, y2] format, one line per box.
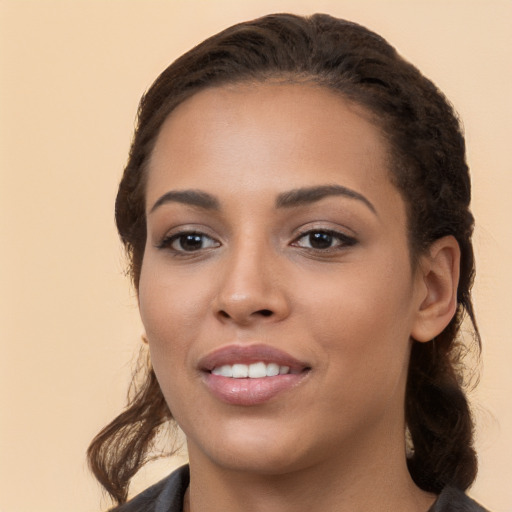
[146, 82, 398, 211]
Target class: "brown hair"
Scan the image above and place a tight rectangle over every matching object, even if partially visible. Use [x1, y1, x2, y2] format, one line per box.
[88, 13, 480, 506]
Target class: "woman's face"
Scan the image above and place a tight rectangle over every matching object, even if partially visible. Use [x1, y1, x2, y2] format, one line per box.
[139, 83, 428, 475]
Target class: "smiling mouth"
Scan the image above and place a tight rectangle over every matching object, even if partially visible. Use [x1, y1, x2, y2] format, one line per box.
[200, 345, 311, 405]
[211, 361, 299, 378]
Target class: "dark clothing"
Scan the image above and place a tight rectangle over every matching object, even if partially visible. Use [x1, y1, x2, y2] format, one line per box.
[113, 464, 489, 512]
[429, 485, 488, 512]
[113, 466, 189, 512]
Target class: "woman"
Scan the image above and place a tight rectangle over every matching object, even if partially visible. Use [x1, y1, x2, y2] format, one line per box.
[88, 13, 488, 512]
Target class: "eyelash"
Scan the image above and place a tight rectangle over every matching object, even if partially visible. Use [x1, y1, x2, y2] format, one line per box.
[291, 229, 357, 252]
[156, 228, 357, 255]
[156, 231, 220, 253]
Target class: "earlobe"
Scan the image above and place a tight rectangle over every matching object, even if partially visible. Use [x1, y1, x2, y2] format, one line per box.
[411, 236, 460, 343]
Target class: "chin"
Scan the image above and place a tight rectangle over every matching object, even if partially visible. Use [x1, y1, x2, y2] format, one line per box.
[203, 447, 312, 477]
[186, 419, 316, 476]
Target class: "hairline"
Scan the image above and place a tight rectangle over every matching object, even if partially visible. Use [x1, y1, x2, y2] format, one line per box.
[137, 75, 422, 281]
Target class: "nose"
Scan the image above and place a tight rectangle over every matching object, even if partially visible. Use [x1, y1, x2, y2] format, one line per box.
[213, 239, 290, 326]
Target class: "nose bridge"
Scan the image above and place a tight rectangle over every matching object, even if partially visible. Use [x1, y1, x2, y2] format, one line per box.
[215, 231, 288, 323]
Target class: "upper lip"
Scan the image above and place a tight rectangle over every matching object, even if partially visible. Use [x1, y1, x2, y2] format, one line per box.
[198, 344, 310, 373]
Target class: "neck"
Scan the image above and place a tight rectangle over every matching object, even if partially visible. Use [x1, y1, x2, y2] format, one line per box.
[184, 430, 435, 512]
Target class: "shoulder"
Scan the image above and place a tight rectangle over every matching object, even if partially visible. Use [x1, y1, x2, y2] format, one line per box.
[110, 465, 190, 512]
[431, 486, 490, 512]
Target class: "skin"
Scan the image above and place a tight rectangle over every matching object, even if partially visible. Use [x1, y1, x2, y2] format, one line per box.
[139, 83, 459, 512]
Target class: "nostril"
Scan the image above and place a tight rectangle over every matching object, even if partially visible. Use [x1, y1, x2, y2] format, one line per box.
[216, 308, 274, 321]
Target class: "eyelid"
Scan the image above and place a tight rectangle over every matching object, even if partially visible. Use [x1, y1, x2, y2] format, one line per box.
[165, 232, 220, 250]
[290, 226, 358, 251]
[291, 221, 357, 239]
[154, 225, 222, 251]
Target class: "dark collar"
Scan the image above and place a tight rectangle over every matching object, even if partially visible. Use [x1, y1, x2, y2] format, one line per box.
[115, 465, 489, 512]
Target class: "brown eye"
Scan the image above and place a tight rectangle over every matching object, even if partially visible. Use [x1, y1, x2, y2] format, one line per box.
[174, 234, 206, 251]
[307, 232, 334, 249]
[293, 230, 356, 251]
[159, 232, 220, 252]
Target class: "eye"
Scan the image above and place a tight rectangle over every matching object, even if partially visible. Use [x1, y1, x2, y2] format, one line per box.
[292, 230, 356, 250]
[158, 232, 220, 253]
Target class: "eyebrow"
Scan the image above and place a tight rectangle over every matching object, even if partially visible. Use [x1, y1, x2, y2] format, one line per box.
[149, 184, 376, 215]
[275, 185, 377, 214]
[149, 189, 220, 213]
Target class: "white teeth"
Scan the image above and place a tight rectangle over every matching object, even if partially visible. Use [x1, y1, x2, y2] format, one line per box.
[211, 365, 233, 377]
[248, 362, 266, 378]
[211, 361, 292, 378]
[266, 363, 280, 377]
[232, 364, 248, 378]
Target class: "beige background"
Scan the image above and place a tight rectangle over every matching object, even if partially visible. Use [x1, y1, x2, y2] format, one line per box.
[1, 1, 511, 511]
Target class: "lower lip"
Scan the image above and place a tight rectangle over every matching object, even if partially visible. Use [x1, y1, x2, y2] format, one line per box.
[202, 372, 307, 406]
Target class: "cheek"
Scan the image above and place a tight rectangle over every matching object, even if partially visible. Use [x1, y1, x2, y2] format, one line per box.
[302, 259, 415, 375]
[138, 264, 205, 416]
[138, 257, 211, 367]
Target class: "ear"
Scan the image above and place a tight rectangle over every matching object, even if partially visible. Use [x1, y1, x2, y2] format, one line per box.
[411, 235, 460, 342]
